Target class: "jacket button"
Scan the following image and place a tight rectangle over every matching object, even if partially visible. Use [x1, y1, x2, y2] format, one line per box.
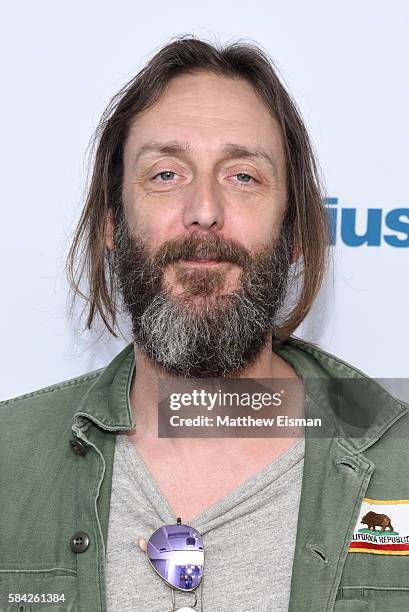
[70, 531, 90, 553]
[69, 437, 88, 457]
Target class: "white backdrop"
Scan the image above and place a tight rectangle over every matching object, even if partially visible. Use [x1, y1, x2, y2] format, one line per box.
[1, 0, 408, 401]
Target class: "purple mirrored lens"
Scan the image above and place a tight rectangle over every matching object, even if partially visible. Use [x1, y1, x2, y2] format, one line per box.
[147, 523, 204, 591]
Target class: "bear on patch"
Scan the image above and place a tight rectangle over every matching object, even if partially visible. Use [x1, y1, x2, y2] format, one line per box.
[361, 511, 394, 532]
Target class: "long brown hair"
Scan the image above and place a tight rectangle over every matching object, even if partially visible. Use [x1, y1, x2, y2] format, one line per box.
[66, 34, 329, 341]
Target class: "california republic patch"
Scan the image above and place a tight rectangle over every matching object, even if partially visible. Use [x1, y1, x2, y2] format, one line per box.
[349, 498, 409, 555]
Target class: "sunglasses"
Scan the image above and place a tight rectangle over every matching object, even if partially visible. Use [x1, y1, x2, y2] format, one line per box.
[138, 517, 204, 611]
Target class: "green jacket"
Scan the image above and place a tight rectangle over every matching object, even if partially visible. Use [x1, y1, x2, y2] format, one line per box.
[1, 338, 408, 612]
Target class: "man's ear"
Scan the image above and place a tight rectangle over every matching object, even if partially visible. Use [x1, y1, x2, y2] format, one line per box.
[105, 208, 115, 251]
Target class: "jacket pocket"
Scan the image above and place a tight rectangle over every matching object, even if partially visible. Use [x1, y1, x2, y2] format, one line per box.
[2, 609, 75, 612]
[2, 609, 78, 612]
[335, 587, 409, 612]
[0, 604, 78, 612]
[0, 571, 78, 612]
[334, 601, 375, 611]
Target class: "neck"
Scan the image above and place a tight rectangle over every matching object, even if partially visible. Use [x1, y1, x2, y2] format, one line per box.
[128, 333, 299, 438]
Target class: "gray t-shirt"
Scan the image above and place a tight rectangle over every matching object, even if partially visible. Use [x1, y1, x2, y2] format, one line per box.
[105, 433, 304, 612]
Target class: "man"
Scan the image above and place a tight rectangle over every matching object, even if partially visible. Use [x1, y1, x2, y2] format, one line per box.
[1, 36, 408, 612]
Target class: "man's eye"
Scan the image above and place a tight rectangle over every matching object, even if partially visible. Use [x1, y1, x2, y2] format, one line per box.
[234, 172, 254, 184]
[152, 170, 176, 182]
[151, 170, 255, 185]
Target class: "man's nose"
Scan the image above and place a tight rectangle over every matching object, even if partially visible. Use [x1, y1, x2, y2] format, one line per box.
[183, 176, 224, 231]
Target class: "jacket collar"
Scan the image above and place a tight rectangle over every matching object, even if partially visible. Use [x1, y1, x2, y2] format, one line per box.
[275, 337, 408, 452]
[73, 342, 136, 431]
[72, 336, 408, 450]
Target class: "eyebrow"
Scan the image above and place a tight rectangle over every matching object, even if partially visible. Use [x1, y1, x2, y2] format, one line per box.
[132, 140, 278, 177]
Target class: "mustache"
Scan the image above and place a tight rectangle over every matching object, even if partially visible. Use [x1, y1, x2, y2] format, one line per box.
[151, 232, 252, 268]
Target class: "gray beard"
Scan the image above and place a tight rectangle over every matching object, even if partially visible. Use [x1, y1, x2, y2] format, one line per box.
[112, 213, 292, 378]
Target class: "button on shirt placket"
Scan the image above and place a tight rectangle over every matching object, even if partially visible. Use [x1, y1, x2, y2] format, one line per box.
[288, 436, 375, 612]
[70, 530, 90, 553]
[69, 428, 106, 611]
[69, 434, 91, 557]
[69, 436, 89, 457]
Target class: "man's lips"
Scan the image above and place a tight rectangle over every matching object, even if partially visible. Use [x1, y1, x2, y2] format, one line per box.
[176, 258, 224, 267]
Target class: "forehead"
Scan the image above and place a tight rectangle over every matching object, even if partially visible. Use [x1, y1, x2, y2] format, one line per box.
[124, 71, 285, 165]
